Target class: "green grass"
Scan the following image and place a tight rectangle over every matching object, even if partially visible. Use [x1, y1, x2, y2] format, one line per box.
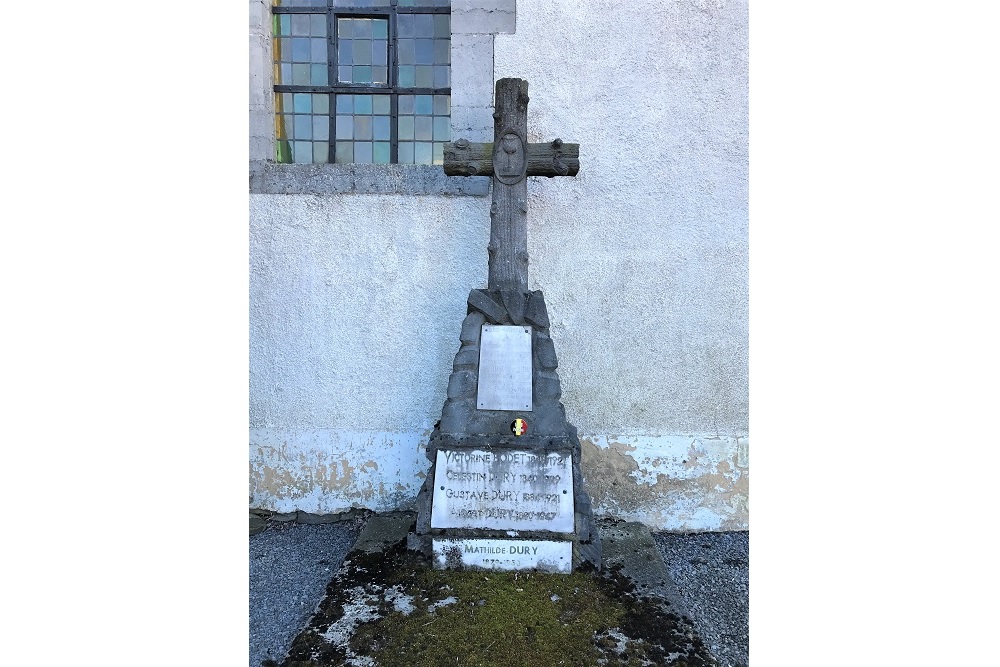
[354, 568, 623, 666]
[280, 542, 716, 667]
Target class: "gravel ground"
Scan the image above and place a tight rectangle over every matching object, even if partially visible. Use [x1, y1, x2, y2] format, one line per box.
[249, 520, 362, 667]
[249, 520, 748, 667]
[651, 531, 749, 667]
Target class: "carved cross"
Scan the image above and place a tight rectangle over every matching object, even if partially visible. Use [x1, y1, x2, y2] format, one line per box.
[444, 78, 580, 293]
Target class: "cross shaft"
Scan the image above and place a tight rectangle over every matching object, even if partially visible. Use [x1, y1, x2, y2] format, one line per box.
[443, 78, 580, 293]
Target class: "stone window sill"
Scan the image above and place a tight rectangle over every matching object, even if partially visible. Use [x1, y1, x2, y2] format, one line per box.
[249, 161, 490, 196]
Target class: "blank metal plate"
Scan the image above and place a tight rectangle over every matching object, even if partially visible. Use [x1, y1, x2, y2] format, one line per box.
[477, 324, 532, 411]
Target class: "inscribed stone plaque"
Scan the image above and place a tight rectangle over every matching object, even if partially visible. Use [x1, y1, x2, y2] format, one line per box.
[433, 538, 572, 573]
[430, 448, 574, 532]
[477, 324, 532, 411]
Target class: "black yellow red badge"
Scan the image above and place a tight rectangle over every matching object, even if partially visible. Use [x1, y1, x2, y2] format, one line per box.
[511, 418, 528, 436]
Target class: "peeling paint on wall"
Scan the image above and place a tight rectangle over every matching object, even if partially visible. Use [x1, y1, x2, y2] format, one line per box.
[580, 434, 748, 531]
[249, 429, 431, 514]
[251, 429, 747, 531]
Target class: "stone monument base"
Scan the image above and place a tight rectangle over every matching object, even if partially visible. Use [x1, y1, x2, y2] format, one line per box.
[408, 289, 601, 572]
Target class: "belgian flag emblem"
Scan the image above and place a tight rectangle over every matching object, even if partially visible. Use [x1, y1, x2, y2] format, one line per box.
[511, 418, 528, 436]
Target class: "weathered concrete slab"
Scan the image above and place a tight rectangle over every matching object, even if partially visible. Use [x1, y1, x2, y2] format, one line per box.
[351, 513, 416, 554]
[597, 517, 685, 611]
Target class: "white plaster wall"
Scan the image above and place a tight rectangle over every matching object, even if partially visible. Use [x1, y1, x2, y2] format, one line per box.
[250, 0, 749, 530]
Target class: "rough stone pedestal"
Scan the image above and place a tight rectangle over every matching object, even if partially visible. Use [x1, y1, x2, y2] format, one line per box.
[408, 288, 601, 571]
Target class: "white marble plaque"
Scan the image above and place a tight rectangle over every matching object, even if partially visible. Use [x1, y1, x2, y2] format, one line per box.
[477, 325, 532, 411]
[433, 538, 572, 573]
[430, 448, 574, 532]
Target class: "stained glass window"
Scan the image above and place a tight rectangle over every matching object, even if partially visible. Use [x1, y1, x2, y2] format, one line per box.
[272, 0, 451, 165]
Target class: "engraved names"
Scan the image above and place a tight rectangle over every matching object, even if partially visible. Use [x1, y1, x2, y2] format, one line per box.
[430, 448, 574, 532]
[433, 538, 572, 573]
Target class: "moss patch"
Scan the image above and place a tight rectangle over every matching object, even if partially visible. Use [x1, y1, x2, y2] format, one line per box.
[278, 541, 716, 667]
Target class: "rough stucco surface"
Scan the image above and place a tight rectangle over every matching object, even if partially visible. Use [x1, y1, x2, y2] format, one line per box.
[494, 0, 749, 436]
[249, 0, 748, 530]
[250, 193, 488, 430]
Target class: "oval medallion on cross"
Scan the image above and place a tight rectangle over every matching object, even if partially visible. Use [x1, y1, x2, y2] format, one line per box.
[493, 132, 527, 184]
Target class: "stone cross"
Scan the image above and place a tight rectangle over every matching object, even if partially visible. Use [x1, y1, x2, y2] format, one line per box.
[444, 78, 580, 293]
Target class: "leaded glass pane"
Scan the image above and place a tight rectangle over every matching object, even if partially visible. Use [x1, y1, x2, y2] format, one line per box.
[336, 115, 353, 139]
[398, 15, 416, 38]
[373, 95, 390, 115]
[415, 65, 433, 87]
[399, 142, 414, 163]
[354, 95, 372, 114]
[398, 39, 414, 65]
[415, 39, 433, 65]
[373, 116, 390, 140]
[353, 40, 371, 64]
[310, 13, 325, 36]
[292, 64, 310, 84]
[414, 116, 432, 141]
[293, 140, 311, 163]
[433, 95, 449, 115]
[414, 14, 434, 37]
[433, 65, 449, 87]
[314, 142, 329, 163]
[373, 142, 390, 164]
[354, 116, 372, 141]
[335, 141, 353, 163]
[435, 14, 449, 36]
[398, 116, 414, 140]
[292, 38, 309, 62]
[311, 38, 326, 62]
[353, 18, 372, 39]
[414, 95, 432, 115]
[293, 93, 311, 113]
[291, 14, 310, 35]
[398, 66, 414, 87]
[314, 116, 329, 141]
[373, 41, 388, 66]
[414, 142, 432, 164]
[434, 39, 449, 65]
[294, 115, 311, 140]
[354, 142, 373, 163]
[313, 94, 329, 115]
[311, 64, 328, 85]
[433, 116, 450, 141]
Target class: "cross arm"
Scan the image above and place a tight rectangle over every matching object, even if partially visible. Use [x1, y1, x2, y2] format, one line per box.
[443, 138, 580, 178]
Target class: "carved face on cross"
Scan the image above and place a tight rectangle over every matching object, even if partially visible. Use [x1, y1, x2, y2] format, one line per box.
[443, 78, 580, 293]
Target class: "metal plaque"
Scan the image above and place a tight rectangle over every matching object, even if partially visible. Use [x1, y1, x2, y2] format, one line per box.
[430, 448, 575, 532]
[477, 324, 532, 411]
[433, 538, 572, 573]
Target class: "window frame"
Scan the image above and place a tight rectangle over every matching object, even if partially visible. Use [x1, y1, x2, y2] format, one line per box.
[271, 2, 452, 165]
